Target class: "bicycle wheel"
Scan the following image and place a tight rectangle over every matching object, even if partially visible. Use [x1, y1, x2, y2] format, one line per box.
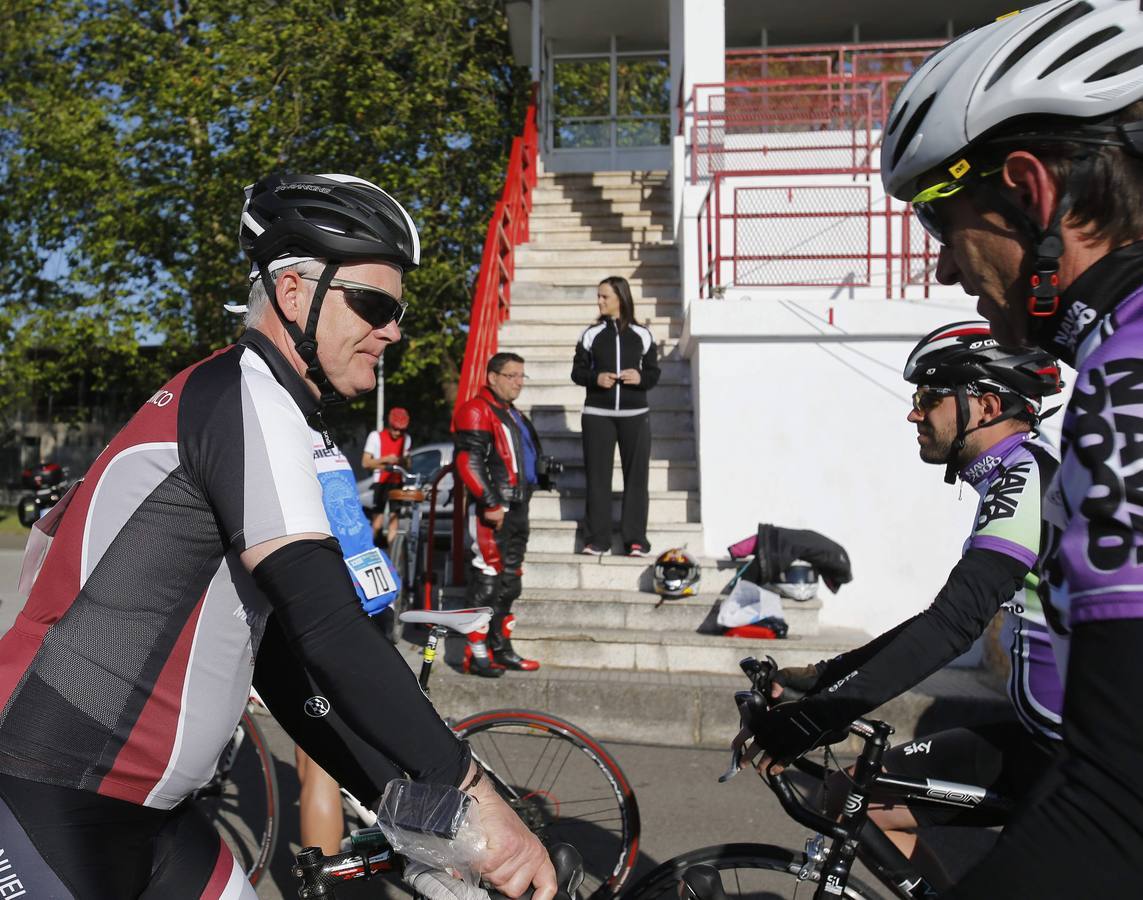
[452, 709, 640, 900]
[381, 533, 410, 644]
[191, 706, 280, 885]
[622, 843, 886, 900]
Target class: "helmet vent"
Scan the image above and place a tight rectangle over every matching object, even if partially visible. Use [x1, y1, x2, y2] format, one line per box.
[887, 100, 909, 136]
[891, 93, 936, 168]
[1040, 27, 1122, 79]
[984, 1, 1094, 91]
[1086, 47, 1143, 82]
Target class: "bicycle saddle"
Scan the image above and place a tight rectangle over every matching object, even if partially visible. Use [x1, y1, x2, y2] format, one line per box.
[399, 607, 493, 633]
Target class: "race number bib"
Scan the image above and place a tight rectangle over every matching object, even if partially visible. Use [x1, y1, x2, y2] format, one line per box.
[346, 548, 399, 599]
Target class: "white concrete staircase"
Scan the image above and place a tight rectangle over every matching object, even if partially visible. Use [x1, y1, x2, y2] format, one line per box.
[489, 169, 823, 671]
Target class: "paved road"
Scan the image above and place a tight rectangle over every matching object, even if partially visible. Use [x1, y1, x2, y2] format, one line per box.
[0, 548, 994, 898]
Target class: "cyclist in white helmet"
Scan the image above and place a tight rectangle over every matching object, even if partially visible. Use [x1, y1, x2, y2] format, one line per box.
[881, 1, 1143, 895]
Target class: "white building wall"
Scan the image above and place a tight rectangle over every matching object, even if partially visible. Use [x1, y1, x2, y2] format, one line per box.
[683, 296, 1075, 634]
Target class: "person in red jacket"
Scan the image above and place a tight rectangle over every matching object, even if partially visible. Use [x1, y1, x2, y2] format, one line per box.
[452, 353, 542, 676]
[362, 406, 412, 548]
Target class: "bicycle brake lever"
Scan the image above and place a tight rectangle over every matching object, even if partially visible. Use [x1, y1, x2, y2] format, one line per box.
[719, 724, 761, 783]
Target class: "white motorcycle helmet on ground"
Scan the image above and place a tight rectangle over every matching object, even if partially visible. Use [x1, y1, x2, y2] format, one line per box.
[767, 559, 819, 602]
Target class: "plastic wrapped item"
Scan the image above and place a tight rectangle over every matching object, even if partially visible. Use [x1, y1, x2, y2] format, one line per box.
[376, 779, 487, 886]
[717, 577, 783, 628]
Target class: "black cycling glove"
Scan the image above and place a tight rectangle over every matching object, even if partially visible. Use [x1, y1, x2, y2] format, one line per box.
[748, 698, 849, 766]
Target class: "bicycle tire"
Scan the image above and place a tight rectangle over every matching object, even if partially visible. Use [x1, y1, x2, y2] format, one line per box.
[621, 843, 886, 900]
[382, 533, 410, 644]
[452, 709, 640, 900]
[192, 706, 280, 885]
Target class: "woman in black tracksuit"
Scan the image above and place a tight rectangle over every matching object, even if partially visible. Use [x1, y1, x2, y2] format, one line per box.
[571, 275, 660, 556]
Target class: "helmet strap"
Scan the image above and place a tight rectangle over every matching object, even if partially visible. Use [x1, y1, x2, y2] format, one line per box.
[977, 156, 1095, 318]
[945, 384, 1030, 484]
[259, 261, 349, 415]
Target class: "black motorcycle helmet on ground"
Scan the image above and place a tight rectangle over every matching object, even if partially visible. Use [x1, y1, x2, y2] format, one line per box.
[238, 173, 421, 407]
[902, 320, 1063, 483]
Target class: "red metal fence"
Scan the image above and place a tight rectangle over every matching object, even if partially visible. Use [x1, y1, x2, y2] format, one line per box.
[696, 171, 938, 300]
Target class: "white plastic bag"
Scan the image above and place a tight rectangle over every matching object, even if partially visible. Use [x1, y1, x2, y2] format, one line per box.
[717, 577, 783, 628]
[376, 780, 487, 887]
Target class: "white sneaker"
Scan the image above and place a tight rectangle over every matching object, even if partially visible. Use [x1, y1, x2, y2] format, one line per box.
[581, 544, 610, 556]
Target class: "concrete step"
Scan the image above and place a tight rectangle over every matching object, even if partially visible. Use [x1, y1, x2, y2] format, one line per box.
[500, 317, 682, 342]
[540, 431, 694, 459]
[529, 489, 699, 524]
[507, 624, 865, 674]
[405, 644, 1010, 749]
[525, 405, 693, 434]
[531, 210, 672, 229]
[504, 341, 684, 363]
[515, 355, 689, 381]
[515, 243, 678, 267]
[553, 458, 699, 493]
[516, 378, 690, 406]
[516, 589, 814, 632]
[530, 198, 673, 217]
[536, 171, 669, 188]
[532, 184, 670, 205]
[513, 263, 679, 283]
[521, 550, 711, 590]
[510, 281, 682, 303]
[523, 519, 706, 556]
[527, 224, 673, 243]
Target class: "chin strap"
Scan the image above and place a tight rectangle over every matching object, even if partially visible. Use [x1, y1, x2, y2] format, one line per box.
[978, 156, 1096, 320]
[944, 384, 1037, 485]
[257, 261, 347, 448]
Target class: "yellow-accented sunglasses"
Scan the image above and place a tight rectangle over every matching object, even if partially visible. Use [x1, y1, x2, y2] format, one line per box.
[910, 158, 1003, 244]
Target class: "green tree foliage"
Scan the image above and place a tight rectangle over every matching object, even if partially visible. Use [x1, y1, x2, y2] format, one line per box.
[0, 0, 528, 449]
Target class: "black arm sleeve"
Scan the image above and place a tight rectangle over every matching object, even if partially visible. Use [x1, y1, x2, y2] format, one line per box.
[800, 548, 1028, 728]
[252, 538, 468, 786]
[571, 337, 594, 387]
[254, 613, 405, 806]
[810, 618, 915, 690]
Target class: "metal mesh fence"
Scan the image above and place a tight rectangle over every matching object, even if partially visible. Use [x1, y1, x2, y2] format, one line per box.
[730, 185, 872, 287]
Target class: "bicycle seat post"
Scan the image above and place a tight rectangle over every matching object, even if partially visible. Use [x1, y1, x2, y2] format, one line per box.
[417, 625, 449, 695]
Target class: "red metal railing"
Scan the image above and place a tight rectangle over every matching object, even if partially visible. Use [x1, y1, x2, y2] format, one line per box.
[688, 77, 882, 182]
[725, 40, 942, 82]
[447, 86, 540, 587]
[696, 170, 937, 299]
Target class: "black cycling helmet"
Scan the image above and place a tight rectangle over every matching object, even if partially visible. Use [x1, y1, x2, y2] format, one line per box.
[653, 548, 700, 599]
[238, 173, 420, 414]
[903, 320, 1063, 483]
[240, 173, 420, 274]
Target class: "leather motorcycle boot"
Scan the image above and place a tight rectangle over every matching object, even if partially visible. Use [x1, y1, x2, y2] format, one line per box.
[463, 629, 504, 678]
[488, 615, 540, 671]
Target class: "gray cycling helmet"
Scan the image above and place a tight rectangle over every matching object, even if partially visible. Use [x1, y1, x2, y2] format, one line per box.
[882, 0, 1143, 203]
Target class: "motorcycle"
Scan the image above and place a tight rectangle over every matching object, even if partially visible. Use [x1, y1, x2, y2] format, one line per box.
[16, 463, 69, 527]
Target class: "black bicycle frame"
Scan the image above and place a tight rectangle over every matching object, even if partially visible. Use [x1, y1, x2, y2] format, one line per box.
[767, 716, 1013, 900]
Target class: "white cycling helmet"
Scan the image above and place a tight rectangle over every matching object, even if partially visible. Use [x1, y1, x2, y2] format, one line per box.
[882, 0, 1143, 203]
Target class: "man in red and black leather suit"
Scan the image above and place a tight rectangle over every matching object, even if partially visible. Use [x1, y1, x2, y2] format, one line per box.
[452, 352, 542, 676]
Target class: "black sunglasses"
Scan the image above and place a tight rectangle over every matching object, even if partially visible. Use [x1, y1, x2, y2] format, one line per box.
[300, 276, 407, 329]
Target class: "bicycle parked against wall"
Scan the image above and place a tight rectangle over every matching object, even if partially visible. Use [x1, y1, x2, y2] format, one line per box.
[200, 608, 640, 898]
[620, 657, 1014, 900]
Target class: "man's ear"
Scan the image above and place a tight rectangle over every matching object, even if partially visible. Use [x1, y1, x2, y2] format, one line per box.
[1001, 151, 1060, 233]
[274, 271, 306, 324]
[979, 391, 1007, 423]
